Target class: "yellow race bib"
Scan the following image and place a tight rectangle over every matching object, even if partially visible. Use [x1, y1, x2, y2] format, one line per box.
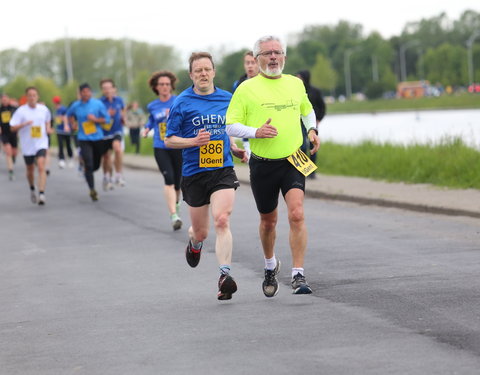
[30, 126, 42, 138]
[82, 121, 97, 135]
[287, 149, 317, 177]
[199, 140, 224, 168]
[55, 116, 63, 125]
[159, 122, 167, 140]
[1, 111, 11, 123]
[101, 120, 113, 131]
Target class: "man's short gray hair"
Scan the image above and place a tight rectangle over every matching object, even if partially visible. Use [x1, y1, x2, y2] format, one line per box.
[253, 35, 287, 58]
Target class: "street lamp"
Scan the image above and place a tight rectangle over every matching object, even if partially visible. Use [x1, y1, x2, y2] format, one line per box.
[344, 46, 361, 99]
[467, 30, 480, 87]
[400, 40, 420, 82]
[372, 55, 379, 82]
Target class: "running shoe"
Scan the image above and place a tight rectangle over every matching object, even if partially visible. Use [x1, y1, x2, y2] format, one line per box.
[262, 259, 281, 298]
[171, 213, 182, 231]
[102, 178, 113, 191]
[291, 272, 313, 294]
[185, 240, 202, 268]
[217, 274, 237, 300]
[58, 160, 66, 169]
[38, 193, 46, 206]
[8, 171, 14, 181]
[115, 176, 126, 187]
[89, 189, 98, 202]
[30, 191, 37, 204]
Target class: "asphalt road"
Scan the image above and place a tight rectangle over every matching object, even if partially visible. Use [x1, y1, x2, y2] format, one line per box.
[1, 162, 480, 375]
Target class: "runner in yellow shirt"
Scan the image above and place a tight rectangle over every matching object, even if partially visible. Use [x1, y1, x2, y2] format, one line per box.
[226, 35, 320, 296]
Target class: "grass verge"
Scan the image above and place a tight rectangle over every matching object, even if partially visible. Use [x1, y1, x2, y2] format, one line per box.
[316, 138, 480, 189]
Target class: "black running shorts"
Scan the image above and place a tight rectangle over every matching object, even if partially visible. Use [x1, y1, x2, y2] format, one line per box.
[1, 132, 18, 148]
[249, 156, 305, 214]
[154, 147, 182, 189]
[23, 149, 47, 165]
[181, 167, 239, 207]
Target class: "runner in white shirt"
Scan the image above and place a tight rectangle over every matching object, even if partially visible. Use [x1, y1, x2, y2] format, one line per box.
[10, 86, 52, 205]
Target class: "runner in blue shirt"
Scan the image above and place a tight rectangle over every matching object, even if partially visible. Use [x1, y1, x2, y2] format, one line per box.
[67, 83, 110, 201]
[143, 71, 183, 231]
[165, 52, 248, 301]
[99, 79, 126, 189]
[52, 96, 74, 168]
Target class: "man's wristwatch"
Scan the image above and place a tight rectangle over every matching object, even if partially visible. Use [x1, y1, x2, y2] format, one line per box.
[308, 127, 318, 135]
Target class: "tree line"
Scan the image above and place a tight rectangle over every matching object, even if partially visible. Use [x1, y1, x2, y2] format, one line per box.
[1, 9, 479, 108]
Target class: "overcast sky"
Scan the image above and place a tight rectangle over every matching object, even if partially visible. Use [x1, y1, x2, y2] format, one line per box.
[3, 0, 479, 60]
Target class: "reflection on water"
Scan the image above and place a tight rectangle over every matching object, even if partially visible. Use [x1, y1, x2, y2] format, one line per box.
[320, 109, 480, 148]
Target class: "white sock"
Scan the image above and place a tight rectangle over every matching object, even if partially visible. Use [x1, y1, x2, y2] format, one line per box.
[191, 239, 203, 250]
[265, 256, 277, 271]
[292, 268, 304, 278]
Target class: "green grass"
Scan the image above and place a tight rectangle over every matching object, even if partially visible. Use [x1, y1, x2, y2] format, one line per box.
[316, 138, 480, 189]
[123, 136, 154, 156]
[328, 93, 480, 114]
[105, 135, 480, 190]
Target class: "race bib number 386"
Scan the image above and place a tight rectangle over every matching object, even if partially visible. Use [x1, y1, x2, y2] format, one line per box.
[287, 149, 317, 177]
[199, 140, 223, 168]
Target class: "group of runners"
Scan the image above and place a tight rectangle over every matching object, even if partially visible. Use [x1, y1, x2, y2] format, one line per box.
[0, 80, 128, 203]
[1, 35, 321, 301]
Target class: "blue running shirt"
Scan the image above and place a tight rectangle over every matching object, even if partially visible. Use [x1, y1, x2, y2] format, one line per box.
[66, 98, 110, 141]
[100, 96, 125, 138]
[166, 87, 233, 177]
[146, 96, 176, 149]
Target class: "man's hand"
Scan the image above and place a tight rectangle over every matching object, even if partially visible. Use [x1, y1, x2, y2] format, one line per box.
[231, 144, 248, 163]
[193, 128, 211, 147]
[255, 118, 278, 138]
[142, 128, 150, 138]
[308, 129, 320, 155]
[87, 114, 97, 122]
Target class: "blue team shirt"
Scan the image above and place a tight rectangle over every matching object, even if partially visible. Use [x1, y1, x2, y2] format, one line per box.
[54, 105, 69, 134]
[166, 86, 233, 177]
[99, 96, 124, 138]
[66, 98, 110, 141]
[146, 96, 176, 149]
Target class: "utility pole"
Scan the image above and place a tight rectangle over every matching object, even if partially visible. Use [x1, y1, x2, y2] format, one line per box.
[399, 40, 420, 82]
[344, 46, 361, 99]
[467, 30, 480, 87]
[372, 55, 379, 82]
[124, 38, 134, 94]
[64, 27, 74, 83]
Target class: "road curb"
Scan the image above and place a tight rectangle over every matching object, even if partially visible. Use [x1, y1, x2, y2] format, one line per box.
[123, 158, 480, 220]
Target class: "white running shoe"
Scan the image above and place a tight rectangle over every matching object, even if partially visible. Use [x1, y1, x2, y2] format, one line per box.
[30, 191, 37, 204]
[38, 193, 46, 206]
[171, 213, 182, 231]
[116, 177, 126, 187]
[58, 160, 66, 169]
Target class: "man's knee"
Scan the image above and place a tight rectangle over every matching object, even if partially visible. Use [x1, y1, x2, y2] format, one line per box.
[214, 211, 231, 231]
[288, 204, 305, 225]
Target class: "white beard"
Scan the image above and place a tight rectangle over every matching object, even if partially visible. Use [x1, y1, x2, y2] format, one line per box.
[260, 60, 285, 77]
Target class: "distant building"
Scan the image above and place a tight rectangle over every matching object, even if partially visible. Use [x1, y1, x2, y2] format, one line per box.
[397, 81, 430, 98]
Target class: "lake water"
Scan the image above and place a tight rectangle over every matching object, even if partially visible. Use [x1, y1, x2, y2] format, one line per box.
[319, 109, 480, 148]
